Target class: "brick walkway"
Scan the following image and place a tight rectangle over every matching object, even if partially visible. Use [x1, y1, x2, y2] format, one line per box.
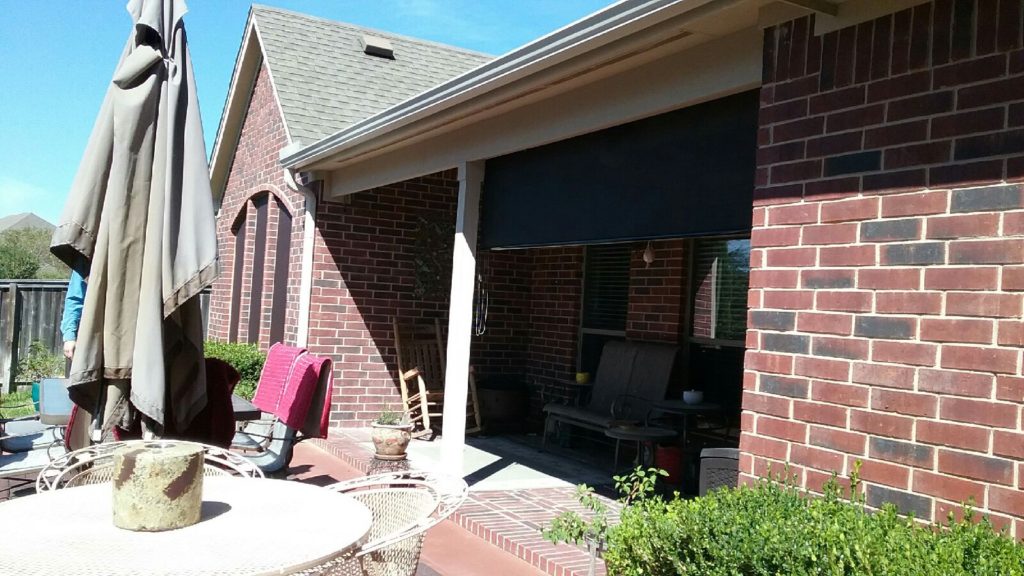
[312, 434, 618, 576]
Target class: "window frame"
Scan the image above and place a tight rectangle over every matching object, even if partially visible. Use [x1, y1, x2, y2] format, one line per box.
[685, 235, 750, 349]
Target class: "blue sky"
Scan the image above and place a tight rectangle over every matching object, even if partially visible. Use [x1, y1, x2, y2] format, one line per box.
[0, 0, 611, 224]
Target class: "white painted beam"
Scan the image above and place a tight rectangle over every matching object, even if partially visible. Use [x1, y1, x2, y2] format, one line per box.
[295, 186, 318, 348]
[440, 161, 484, 474]
[778, 0, 837, 17]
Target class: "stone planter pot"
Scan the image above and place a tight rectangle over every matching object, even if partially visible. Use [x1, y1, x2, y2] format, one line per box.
[370, 423, 414, 460]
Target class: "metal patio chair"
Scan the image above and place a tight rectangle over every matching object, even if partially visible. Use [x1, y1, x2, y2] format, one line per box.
[35, 439, 263, 491]
[0, 385, 67, 498]
[298, 470, 468, 576]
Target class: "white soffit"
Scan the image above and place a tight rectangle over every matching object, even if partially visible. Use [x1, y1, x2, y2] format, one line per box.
[282, 0, 760, 174]
[322, 24, 763, 198]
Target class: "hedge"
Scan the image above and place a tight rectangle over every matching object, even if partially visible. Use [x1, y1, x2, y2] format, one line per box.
[204, 341, 265, 400]
[602, 470, 1024, 576]
[546, 467, 1024, 576]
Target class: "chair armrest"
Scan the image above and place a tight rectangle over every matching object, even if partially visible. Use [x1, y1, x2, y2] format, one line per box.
[611, 394, 656, 420]
[540, 379, 592, 405]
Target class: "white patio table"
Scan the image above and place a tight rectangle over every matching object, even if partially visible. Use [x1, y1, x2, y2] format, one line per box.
[0, 476, 371, 576]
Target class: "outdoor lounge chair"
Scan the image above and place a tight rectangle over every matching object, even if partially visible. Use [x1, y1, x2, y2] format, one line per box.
[297, 470, 468, 576]
[542, 340, 678, 447]
[232, 344, 334, 476]
[393, 319, 482, 438]
[35, 439, 263, 491]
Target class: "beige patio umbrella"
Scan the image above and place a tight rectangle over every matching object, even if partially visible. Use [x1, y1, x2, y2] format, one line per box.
[51, 0, 217, 448]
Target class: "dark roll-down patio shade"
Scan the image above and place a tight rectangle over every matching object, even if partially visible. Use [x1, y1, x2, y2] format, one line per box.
[50, 0, 217, 448]
[480, 90, 759, 249]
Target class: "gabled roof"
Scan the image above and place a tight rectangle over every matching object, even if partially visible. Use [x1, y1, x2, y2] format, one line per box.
[0, 213, 54, 233]
[254, 5, 492, 144]
[209, 4, 492, 199]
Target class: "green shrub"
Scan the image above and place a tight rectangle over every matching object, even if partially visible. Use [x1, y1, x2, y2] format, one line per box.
[204, 341, 266, 400]
[593, 466, 1024, 576]
[15, 340, 64, 382]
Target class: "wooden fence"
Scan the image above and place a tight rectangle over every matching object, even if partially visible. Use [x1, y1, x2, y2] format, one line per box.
[0, 281, 210, 393]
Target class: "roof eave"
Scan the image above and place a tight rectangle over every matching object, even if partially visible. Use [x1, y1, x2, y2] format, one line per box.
[280, 0, 736, 171]
[208, 10, 262, 202]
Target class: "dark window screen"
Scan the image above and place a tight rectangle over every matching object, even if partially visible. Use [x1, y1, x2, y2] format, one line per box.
[481, 90, 758, 249]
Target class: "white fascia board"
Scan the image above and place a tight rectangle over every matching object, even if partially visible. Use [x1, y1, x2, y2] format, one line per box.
[280, 0, 729, 170]
[323, 25, 762, 198]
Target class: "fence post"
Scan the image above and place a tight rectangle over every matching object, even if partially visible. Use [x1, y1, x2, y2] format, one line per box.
[1, 283, 20, 394]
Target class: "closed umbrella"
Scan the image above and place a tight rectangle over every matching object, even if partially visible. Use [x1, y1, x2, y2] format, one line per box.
[51, 0, 217, 448]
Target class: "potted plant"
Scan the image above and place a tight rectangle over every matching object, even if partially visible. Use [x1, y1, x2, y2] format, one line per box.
[15, 340, 66, 411]
[370, 407, 414, 460]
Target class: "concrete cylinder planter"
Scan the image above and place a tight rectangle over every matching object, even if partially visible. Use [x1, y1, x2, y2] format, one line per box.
[370, 423, 414, 460]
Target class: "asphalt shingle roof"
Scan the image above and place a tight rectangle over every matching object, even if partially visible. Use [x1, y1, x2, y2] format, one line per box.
[251, 5, 493, 145]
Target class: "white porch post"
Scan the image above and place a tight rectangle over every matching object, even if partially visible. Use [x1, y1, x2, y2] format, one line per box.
[441, 161, 483, 473]
[295, 185, 318, 348]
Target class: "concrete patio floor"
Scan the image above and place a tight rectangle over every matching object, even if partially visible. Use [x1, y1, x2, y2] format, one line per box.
[306, 430, 620, 576]
[288, 441, 551, 576]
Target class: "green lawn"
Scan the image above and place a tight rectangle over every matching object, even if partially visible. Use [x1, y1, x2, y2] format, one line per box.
[0, 389, 37, 418]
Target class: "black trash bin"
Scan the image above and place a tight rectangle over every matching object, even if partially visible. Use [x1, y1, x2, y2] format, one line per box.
[475, 375, 529, 434]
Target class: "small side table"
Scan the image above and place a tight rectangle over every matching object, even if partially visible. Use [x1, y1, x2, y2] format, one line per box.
[604, 425, 678, 471]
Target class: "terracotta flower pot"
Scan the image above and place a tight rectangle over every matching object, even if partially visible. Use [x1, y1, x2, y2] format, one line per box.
[370, 423, 414, 460]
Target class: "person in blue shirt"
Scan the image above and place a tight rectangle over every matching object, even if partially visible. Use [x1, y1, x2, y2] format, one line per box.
[60, 270, 87, 359]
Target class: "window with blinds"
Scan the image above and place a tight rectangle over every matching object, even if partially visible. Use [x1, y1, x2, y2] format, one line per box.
[691, 238, 750, 344]
[581, 244, 631, 332]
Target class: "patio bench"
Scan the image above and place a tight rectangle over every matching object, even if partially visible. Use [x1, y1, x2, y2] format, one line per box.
[542, 340, 679, 447]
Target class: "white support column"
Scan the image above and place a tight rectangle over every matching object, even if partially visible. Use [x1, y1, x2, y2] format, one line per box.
[441, 161, 483, 474]
[295, 183, 319, 348]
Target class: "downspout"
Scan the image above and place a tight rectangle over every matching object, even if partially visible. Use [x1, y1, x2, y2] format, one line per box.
[286, 168, 321, 348]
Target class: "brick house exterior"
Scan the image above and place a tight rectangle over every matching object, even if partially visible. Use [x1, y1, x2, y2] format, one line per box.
[211, 1, 1024, 534]
[743, 2, 1024, 533]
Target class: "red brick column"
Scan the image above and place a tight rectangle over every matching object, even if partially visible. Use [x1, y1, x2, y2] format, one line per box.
[743, 1, 1024, 536]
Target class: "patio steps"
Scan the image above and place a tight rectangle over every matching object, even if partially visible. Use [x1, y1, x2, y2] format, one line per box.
[311, 435, 610, 576]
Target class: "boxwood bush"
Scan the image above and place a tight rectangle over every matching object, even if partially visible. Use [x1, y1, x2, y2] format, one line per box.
[548, 467, 1024, 576]
[204, 341, 266, 400]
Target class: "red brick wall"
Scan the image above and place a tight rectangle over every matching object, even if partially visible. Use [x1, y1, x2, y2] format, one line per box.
[209, 63, 306, 348]
[309, 174, 459, 427]
[627, 239, 687, 343]
[473, 241, 692, 427]
[475, 246, 585, 426]
[743, 1, 1024, 535]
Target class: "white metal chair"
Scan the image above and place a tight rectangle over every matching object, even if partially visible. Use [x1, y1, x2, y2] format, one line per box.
[1, 390, 66, 498]
[298, 470, 469, 576]
[35, 439, 264, 491]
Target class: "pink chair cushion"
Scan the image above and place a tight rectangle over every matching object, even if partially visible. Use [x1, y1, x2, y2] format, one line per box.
[252, 343, 333, 437]
[252, 343, 306, 415]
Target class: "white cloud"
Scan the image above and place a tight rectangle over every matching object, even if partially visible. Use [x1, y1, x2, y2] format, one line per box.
[0, 176, 64, 225]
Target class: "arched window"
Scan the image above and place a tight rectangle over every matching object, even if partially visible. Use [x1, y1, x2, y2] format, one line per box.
[228, 206, 247, 343]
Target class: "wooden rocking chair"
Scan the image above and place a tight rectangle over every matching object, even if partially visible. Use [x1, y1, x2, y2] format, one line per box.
[393, 319, 482, 438]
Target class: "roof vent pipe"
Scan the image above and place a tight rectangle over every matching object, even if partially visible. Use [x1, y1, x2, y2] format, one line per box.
[361, 35, 395, 59]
